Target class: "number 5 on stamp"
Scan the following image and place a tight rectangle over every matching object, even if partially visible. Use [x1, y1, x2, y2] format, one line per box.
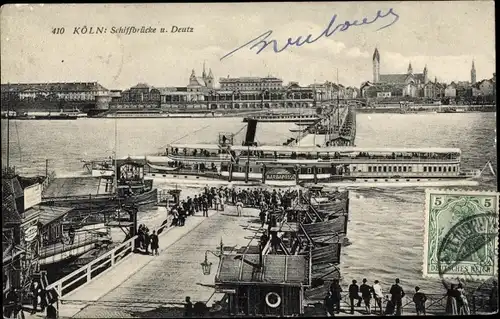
[423, 189, 499, 279]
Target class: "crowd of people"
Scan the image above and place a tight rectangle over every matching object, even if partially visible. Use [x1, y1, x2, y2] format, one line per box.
[323, 277, 495, 316]
[136, 224, 159, 255]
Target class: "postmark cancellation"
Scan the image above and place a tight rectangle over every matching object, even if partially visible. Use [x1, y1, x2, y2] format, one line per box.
[423, 189, 499, 280]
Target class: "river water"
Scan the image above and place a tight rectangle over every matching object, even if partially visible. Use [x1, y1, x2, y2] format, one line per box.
[1, 112, 497, 295]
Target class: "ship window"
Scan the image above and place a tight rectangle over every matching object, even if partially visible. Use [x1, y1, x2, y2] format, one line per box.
[438, 167, 442, 172]
[433, 166, 437, 172]
[394, 166, 397, 172]
[307, 168, 312, 174]
[403, 167, 407, 172]
[453, 166, 456, 172]
[408, 166, 413, 172]
[368, 166, 372, 172]
[318, 168, 322, 174]
[398, 166, 402, 172]
[388, 166, 392, 172]
[383, 166, 387, 172]
[423, 167, 427, 172]
[448, 166, 452, 172]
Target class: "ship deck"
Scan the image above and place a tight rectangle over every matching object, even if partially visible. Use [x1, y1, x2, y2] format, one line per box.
[43, 176, 112, 199]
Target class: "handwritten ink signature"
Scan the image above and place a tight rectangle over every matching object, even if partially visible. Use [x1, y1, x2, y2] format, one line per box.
[220, 8, 400, 61]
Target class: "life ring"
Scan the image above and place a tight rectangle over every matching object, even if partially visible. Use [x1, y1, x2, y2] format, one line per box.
[265, 292, 281, 308]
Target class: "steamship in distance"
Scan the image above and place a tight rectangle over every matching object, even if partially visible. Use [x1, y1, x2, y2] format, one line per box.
[89, 135, 482, 188]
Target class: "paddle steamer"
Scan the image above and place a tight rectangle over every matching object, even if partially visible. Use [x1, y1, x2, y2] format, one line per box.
[89, 135, 482, 187]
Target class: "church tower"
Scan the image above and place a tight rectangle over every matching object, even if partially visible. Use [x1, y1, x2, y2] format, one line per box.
[202, 61, 207, 80]
[407, 62, 413, 75]
[423, 65, 428, 83]
[471, 60, 476, 84]
[207, 68, 214, 89]
[372, 48, 380, 83]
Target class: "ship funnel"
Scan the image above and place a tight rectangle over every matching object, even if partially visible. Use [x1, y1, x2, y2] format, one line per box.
[243, 119, 258, 146]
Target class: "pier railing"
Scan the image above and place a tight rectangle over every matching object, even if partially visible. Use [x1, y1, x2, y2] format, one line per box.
[46, 218, 172, 300]
[339, 292, 448, 315]
[335, 291, 492, 315]
[46, 235, 137, 298]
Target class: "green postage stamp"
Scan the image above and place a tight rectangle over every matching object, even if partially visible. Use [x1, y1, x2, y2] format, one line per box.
[423, 189, 499, 279]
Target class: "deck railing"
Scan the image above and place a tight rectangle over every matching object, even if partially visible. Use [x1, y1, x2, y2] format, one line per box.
[165, 153, 460, 163]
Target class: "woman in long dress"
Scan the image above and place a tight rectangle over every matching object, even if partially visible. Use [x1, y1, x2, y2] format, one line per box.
[442, 279, 458, 315]
[457, 283, 470, 315]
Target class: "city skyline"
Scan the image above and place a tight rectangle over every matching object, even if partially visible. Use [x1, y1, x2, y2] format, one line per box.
[1, 2, 495, 89]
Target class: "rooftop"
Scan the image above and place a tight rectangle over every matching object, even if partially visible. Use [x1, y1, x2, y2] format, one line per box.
[216, 254, 309, 286]
[1, 82, 108, 92]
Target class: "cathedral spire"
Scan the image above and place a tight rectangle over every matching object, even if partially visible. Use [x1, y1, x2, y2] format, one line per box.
[190, 69, 196, 80]
[408, 62, 413, 74]
[202, 61, 207, 78]
[372, 47, 380, 62]
[208, 68, 214, 79]
[471, 58, 477, 84]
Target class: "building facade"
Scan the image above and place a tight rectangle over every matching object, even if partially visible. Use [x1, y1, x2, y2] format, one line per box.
[370, 48, 428, 98]
[0, 82, 108, 102]
[219, 76, 283, 91]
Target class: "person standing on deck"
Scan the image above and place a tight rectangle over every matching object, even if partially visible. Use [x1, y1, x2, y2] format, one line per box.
[348, 280, 362, 314]
[372, 280, 384, 315]
[329, 279, 342, 314]
[324, 291, 336, 317]
[202, 197, 209, 217]
[214, 193, 220, 211]
[259, 209, 266, 228]
[413, 286, 427, 316]
[219, 193, 225, 211]
[171, 208, 179, 226]
[360, 278, 372, 314]
[46, 302, 57, 319]
[194, 195, 200, 213]
[231, 189, 237, 205]
[184, 296, 193, 317]
[389, 278, 405, 316]
[144, 228, 151, 255]
[68, 225, 75, 245]
[150, 230, 159, 256]
[490, 281, 498, 312]
[236, 200, 243, 217]
[456, 282, 469, 315]
[187, 196, 194, 215]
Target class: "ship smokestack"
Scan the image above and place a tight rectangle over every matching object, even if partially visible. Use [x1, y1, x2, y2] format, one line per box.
[243, 119, 258, 146]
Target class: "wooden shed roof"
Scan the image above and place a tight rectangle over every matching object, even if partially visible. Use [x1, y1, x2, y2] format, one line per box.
[36, 205, 73, 226]
[216, 254, 309, 286]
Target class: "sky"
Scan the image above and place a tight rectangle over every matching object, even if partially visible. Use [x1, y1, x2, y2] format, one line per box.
[0, 2, 495, 90]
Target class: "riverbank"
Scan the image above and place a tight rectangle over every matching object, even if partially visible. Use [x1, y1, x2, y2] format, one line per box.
[357, 105, 496, 113]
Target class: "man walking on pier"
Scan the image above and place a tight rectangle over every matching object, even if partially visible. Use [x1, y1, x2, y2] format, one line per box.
[348, 280, 362, 314]
[389, 278, 405, 316]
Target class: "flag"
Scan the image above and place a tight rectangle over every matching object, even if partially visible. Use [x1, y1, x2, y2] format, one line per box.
[488, 161, 496, 176]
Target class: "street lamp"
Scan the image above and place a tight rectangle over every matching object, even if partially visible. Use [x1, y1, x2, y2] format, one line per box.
[200, 238, 224, 275]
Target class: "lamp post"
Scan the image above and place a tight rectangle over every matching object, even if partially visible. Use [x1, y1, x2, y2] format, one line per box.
[200, 238, 224, 275]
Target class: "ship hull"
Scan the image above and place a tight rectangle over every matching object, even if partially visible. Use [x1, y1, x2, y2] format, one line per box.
[143, 171, 479, 188]
[42, 188, 158, 211]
